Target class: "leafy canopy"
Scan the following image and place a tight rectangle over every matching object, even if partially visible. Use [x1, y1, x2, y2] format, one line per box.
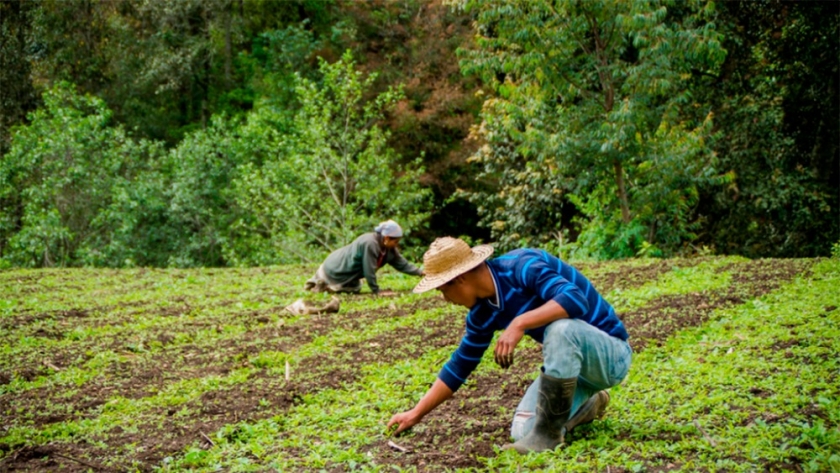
[459, 0, 728, 258]
[0, 83, 162, 267]
[231, 51, 431, 264]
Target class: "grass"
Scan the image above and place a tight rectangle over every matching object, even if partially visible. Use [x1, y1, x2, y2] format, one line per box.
[0, 257, 837, 472]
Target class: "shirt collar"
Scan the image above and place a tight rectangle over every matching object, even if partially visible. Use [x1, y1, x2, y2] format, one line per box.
[486, 263, 502, 310]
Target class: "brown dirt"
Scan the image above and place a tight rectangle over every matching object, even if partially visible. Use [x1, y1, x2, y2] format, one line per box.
[83, 299, 462, 468]
[586, 257, 708, 295]
[0, 297, 448, 431]
[0, 258, 815, 472]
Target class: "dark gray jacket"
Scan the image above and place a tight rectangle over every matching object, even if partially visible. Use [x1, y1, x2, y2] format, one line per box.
[322, 232, 422, 293]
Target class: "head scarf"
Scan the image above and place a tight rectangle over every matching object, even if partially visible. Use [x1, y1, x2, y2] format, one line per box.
[374, 219, 403, 238]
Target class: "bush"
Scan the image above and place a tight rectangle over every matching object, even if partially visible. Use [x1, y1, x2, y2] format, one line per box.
[0, 83, 162, 267]
[231, 51, 431, 263]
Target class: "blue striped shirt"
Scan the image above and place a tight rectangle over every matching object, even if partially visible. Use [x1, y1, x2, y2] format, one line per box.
[438, 249, 628, 392]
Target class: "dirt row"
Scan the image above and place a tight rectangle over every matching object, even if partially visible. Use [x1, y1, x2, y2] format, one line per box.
[0, 281, 373, 376]
[0, 297, 447, 431]
[0, 258, 772, 471]
[0, 258, 682, 428]
[0, 263, 302, 331]
[0, 281, 295, 333]
[578, 257, 710, 295]
[1, 299, 462, 471]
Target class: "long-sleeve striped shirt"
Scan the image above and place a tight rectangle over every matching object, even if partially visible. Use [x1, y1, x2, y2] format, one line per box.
[438, 249, 628, 392]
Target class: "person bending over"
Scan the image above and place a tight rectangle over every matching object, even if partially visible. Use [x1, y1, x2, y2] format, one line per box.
[304, 220, 423, 295]
[387, 237, 631, 453]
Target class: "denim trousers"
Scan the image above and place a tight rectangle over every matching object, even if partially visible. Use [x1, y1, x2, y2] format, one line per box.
[510, 318, 632, 441]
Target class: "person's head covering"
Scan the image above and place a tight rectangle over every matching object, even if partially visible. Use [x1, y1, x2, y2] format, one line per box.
[413, 237, 494, 293]
[375, 220, 403, 238]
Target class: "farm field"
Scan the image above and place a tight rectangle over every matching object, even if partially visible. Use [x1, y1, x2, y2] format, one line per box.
[1, 256, 838, 472]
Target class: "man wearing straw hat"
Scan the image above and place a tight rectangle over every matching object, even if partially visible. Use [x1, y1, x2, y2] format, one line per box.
[304, 220, 423, 295]
[387, 237, 631, 453]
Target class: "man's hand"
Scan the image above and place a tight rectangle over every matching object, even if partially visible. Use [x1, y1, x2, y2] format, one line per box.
[387, 409, 421, 436]
[387, 379, 452, 437]
[494, 322, 525, 369]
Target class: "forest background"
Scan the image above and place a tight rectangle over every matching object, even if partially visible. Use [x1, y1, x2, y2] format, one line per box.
[0, 0, 837, 269]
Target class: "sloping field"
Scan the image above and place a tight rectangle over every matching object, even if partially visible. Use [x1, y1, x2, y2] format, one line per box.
[1, 257, 837, 472]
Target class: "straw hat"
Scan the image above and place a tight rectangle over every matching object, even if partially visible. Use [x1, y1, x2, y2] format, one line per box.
[413, 237, 494, 293]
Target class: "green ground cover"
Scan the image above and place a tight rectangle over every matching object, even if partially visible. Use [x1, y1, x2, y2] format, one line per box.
[0, 257, 837, 472]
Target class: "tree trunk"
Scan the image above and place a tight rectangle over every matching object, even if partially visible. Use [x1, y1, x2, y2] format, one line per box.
[613, 160, 631, 223]
[201, 3, 211, 128]
[590, 12, 627, 224]
[224, 1, 232, 86]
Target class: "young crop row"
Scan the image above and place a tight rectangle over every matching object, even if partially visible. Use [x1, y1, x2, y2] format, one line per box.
[1, 270, 461, 468]
[2, 257, 834, 472]
[2, 259, 672, 469]
[161, 262, 756, 469]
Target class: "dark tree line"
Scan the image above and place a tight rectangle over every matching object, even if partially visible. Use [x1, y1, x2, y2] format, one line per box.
[698, 0, 839, 257]
[0, 0, 837, 267]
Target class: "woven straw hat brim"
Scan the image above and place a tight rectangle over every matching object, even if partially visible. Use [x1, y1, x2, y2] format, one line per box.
[412, 244, 494, 293]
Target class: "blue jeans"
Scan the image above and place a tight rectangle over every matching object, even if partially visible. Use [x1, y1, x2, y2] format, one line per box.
[510, 318, 632, 441]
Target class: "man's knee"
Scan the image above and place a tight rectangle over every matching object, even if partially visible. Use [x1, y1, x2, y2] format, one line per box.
[544, 318, 586, 345]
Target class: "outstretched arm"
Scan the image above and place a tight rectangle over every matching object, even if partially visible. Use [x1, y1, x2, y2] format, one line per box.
[389, 313, 492, 433]
[388, 249, 423, 276]
[387, 379, 453, 435]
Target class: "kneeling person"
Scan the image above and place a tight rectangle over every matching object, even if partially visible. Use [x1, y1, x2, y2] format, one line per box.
[304, 220, 423, 295]
[387, 237, 632, 453]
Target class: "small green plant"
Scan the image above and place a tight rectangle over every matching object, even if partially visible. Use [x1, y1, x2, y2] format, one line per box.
[635, 240, 663, 258]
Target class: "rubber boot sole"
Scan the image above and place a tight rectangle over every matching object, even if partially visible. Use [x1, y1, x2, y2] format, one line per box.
[563, 390, 610, 436]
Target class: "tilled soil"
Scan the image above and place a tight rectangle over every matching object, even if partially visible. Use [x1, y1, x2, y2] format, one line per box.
[0, 258, 816, 471]
[0, 297, 445, 430]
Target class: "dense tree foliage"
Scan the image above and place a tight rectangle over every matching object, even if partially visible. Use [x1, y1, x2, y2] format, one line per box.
[1, 55, 426, 267]
[458, 0, 729, 258]
[696, 0, 840, 257]
[13, 0, 335, 144]
[0, 1, 38, 154]
[0, 83, 162, 266]
[232, 52, 431, 264]
[0, 0, 837, 267]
